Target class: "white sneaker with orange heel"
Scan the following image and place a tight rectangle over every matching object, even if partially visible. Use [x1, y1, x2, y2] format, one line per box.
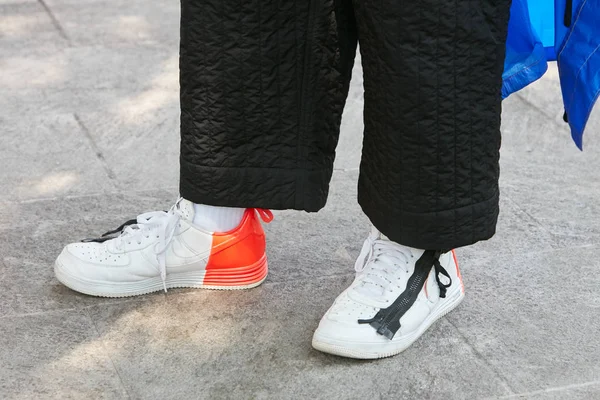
[54, 198, 273, 297]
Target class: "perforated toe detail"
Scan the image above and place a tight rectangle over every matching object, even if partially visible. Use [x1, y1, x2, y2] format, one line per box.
[328, 294, 379, 322]
[67, 243, 125, 265]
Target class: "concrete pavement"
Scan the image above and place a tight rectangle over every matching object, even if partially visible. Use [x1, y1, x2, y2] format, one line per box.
[1, 0, 600, 398]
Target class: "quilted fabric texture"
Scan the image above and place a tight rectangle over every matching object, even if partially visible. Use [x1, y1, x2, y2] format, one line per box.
[179, 0, 512, 250]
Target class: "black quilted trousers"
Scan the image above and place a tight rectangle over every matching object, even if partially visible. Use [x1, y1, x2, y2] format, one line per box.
[179, 0, 512, 250]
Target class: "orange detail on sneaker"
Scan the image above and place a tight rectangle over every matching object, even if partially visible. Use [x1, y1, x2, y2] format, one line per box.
[204, 209, 270, 287]
[451, 250, 464, 293]
[53, 199, 273, 297]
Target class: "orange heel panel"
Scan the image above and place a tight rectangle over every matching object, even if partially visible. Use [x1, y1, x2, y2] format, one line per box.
[204, 209, 269, 286]
[451, 250, 464, 293]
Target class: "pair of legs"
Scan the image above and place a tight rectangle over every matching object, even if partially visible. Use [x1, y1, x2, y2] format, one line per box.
[55, 0, 512, 359]
[179, 0, 509, 249]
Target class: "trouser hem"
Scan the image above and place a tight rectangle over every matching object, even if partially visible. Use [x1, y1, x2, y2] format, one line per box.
[358, 173, 500, 249]
[179, 159, 332, 212]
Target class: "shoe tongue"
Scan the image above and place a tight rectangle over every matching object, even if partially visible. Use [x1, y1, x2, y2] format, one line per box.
[353, 240, 425, 299]
[175, 198, 195, 222]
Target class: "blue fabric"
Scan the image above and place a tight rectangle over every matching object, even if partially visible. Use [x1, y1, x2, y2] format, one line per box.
[502, 0, 600, 148]
[528, 0, 557, 55]
[557, 0, 600, 149]
[502, 0, 548, 98]
[553, 0, 570, 58]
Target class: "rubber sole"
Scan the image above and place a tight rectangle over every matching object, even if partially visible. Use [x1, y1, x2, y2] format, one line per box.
[54, 256, 268, 298]
[311, 285, 465, 359]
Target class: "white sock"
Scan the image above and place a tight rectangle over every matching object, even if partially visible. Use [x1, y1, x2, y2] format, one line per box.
[192, 203, 245, 232]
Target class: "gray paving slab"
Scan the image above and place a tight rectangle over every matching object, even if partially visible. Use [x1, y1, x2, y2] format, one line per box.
[489, 383, 600, 400]
[516, 384, 600, 400]
[43, 0, 179, 47]
[84, 277, 512, 400]
[74, 105, 180, 192]
[499, 93, 600, 249]
[511, 64, 569, 127]
[0, 113, 115, 201]
[0, 148, 111, 201]
[1, 45, 177, 91]
[0, 189, 174, 236]
[0, 0, 65, 51]
[0, 87, 145, 125]
[503, 180, 600, 247]
[457, 195, 556, 262]
[2, 0, 600, 397]
[265, 170, 368, 283]
[0, 310, 128, 400]
[0, 255, 157, 319]
[447, 247, 600, 395]
[1, 42, 180, 195]
[501, 73, 600, 159]
[0, 192, 153, 266]
[334, 53, 364, 171]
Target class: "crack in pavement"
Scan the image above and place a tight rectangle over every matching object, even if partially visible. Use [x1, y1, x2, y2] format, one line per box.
[37, 0, 71, 44]
[74, 113, 119, 184]
[486, 380, 600, 399]
[445, 317, 518, 396]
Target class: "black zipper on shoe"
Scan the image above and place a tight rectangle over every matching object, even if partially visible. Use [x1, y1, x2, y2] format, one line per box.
[358, 250, 450, 340]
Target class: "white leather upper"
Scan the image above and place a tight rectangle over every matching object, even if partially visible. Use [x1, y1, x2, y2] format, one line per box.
[58, 201, 214, 283]
[318, 240, 460, 342]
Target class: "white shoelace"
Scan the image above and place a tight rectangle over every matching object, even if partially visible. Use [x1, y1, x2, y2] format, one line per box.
[354, 227, 413, 298]
[114, 203, 182, 292]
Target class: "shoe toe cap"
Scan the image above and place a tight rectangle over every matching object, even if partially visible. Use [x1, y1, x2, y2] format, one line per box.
[313, 316, 390, 346]
[63, 242, 127, 265]
[313, 294, 389, 345]
[64, 242, 101, 260]
[55, 242, 129, 280]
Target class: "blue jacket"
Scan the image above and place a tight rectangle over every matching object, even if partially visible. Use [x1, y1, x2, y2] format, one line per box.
[503, 0, 600, 149]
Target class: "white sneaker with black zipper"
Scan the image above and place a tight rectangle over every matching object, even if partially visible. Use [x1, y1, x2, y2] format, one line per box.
[312, 227, 465, 359]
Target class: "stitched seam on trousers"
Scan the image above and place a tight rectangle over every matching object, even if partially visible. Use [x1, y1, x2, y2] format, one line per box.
[360, 169, 499, 216]
[398, 192, 499, 216]
[180, 159, 330, 172]
[276, 4, 282, 172]
[452, 0, 458, 248]
[240, 0, 248, 168]
[214, 0, 224, 186]
[434, 0, 441, 224]
[416, 0, 422, 222]
[258, 0, 265, 167]
[296, 0, 319, 210]
[293, 0, 300, 209]
[468, 0, 474, 245]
